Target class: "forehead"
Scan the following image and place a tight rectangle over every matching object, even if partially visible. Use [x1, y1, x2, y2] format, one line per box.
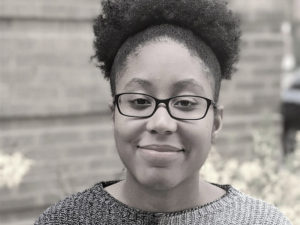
[116, 39, 214, 98]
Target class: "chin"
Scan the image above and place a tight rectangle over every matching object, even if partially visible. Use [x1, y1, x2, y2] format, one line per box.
[135, 168, 183, 191]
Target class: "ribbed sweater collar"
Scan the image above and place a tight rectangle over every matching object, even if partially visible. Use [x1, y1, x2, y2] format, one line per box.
[93, 180, 242, 218]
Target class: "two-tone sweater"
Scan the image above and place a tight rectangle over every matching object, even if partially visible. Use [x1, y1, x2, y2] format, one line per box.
[35, 180, 292, 224]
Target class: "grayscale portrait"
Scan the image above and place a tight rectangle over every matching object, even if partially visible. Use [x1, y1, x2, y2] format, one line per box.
[0, 0, 299, 224]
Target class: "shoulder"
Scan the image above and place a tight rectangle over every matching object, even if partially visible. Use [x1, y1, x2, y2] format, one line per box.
[34, 181, 111, 225]
[228, 186, 292, 225]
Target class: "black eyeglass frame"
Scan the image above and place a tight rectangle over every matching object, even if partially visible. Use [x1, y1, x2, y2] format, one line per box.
[113, 92, 217, 120]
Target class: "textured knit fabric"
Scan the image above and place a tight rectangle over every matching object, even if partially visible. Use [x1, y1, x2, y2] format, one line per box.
[35, 180, 292, 225]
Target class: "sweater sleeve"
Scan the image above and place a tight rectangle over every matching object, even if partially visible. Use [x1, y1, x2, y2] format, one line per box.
[34, 195, 81, 225]
[34, 203, 76, 225]
[252, 200, 293, 225]
[261, 206, 292, 225]
[34, 206, 63, 225]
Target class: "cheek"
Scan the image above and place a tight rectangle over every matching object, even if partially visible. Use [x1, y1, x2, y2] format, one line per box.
[113, 113, 144, 147]
[185, 127, 212, 157]
[182, 116, 214, 148]
[180, 116, 214, 167]
[113, 114, 146, 172]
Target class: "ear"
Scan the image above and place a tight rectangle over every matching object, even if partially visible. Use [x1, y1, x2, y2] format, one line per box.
[211, 105, 223, 144]
[109, 102, 115, 122]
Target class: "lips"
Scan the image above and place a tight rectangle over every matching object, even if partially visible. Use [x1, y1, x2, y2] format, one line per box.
[137, 144, 184, 152]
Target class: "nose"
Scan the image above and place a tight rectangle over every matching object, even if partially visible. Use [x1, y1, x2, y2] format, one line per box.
[146, 105, 177, 135]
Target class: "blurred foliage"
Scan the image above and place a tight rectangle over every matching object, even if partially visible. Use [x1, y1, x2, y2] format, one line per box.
[0, 151, 33, 188]
[201, 126, 300, 224]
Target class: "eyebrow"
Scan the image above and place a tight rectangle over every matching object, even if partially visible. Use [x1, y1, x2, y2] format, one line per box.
[124, 78, 153, 90]
[124, 78, 205, 93]
[173, 79, 205, 93]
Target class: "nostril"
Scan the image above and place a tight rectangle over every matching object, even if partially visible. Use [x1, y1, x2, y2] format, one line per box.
[149, 129, 173, 135]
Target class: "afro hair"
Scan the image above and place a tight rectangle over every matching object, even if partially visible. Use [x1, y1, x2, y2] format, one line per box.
[93, 0, 241, 80]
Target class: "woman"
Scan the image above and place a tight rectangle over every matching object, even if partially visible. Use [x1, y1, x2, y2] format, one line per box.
[35, 0, 291, 224]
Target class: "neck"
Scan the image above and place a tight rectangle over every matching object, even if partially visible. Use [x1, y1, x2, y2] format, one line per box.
[121, 172, 203, 212]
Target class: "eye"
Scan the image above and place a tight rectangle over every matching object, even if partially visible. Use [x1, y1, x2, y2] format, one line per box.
[128, 97, 152, 110]
[172, 97, 200, 111]
[174, 99, 197, 107]
[175, 100, 194, 107]
[130, 98, 151, 105]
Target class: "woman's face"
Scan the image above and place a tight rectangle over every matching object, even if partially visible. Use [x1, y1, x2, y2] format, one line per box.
[113, 38, 222, 190]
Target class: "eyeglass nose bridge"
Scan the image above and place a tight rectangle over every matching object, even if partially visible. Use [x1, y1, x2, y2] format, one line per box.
[150, 96, 177, 120]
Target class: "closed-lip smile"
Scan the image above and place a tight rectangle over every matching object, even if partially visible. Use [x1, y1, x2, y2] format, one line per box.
[138, 144, 184, 152]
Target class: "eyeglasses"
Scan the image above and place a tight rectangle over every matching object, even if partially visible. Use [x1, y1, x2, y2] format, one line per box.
[114, 93, 216, 120]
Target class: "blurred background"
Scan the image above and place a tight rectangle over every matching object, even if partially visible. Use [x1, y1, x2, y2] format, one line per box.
[0, 0, 300, 224]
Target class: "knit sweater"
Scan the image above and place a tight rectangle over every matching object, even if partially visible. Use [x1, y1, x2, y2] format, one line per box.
[35, 180, 291, 225]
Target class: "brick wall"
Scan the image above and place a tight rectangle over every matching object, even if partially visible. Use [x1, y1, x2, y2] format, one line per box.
[0, 0, 296, 224]
[216, 0, 287, 158]
[293, 0, 300, 64]
[0, 1, 122, 224]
